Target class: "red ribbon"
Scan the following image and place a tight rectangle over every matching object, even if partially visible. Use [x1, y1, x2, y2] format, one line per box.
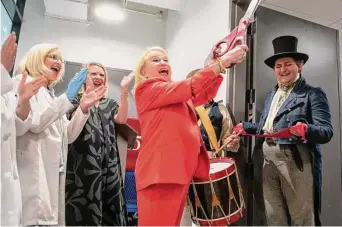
[233, 124, 307, 139]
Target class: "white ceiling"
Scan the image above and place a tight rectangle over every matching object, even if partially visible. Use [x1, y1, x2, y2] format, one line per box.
[43, 0, 180, 22]
[261, 0, 342, 60]
[42, 0, 342, 59]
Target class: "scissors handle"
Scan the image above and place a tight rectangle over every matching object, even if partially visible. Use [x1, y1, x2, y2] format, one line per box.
[212, 18, 250, 59]
[217, 36, 245, 58]
[213, 28, 239, 59]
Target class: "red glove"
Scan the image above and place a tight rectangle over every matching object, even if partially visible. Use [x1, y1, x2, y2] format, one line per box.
[233, 123, 246, 136]
[289, 122, 308, 140]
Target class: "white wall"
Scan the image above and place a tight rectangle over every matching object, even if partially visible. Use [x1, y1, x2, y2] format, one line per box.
[17, 0, 231, 101]
[165, 0, 231, 103]
[16, 0, 165, 70]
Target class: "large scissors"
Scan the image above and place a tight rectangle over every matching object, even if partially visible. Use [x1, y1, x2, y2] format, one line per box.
[213, 0, 262, 59]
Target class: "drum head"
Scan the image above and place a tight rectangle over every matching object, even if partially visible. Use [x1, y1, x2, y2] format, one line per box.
[209, 162, 232, 174]
[193, 157, 236, 183]
[209, 158, 236, 180]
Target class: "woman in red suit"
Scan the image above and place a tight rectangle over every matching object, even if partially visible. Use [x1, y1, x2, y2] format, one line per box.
[133, 45, 248, 226]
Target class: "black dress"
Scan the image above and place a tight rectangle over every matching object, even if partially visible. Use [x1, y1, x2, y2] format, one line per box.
[65, 97, 127, 226]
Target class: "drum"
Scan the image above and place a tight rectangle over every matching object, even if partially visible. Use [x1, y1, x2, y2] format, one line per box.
[188, 157, 245, 226]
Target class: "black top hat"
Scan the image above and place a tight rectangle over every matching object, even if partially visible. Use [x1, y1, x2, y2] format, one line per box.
[264, 35, 309, 68]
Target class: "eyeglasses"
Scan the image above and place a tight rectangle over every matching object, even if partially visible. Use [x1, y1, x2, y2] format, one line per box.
[47, 54, 65, 63]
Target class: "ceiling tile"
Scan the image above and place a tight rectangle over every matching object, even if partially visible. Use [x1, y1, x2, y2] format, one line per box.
[263, 0, 342, 22]
[330, 20, 342, 30]
[261, 2, 333, 26]
[44, 0, 88, 21]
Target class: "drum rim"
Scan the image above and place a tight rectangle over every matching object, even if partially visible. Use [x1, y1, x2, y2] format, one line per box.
[193, 157, 236, 183]
[194, 206, 244, 226]
[190, 172, 236, 184]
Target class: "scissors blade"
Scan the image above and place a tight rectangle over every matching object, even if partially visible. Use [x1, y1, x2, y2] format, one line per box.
[243, 0, 262, 20]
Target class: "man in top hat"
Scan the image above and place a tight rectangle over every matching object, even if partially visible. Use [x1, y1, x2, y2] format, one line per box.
[236, 35, 333, 225]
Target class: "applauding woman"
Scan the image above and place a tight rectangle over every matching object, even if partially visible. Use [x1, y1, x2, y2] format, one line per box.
[65, 62, 133, 226]
[14, 44, 106, 226]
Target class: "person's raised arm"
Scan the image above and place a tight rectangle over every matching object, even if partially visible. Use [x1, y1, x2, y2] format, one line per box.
[136, 45, 248, 112]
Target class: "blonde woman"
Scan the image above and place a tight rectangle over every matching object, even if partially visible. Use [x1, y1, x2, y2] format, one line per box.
[65, 62, 133, 226]
[133, 45, 248, 226]
[14, 44, 106, 226]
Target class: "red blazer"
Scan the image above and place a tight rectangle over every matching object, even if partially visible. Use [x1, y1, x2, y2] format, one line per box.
[134, 67, 223, 190]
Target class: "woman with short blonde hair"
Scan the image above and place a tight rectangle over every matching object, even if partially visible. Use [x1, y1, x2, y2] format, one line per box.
[133, 44, 248, 225]
[14, 44, 106, 226]
[18, 43, 65, 86]
[133, 46, 167, 91]
[77, 62, 109, 97]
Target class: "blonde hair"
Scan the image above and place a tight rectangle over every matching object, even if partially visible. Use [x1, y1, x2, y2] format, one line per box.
[18, 43, 65, 87]
[80, 62, 109, 95]
[132, 46, 168, 94]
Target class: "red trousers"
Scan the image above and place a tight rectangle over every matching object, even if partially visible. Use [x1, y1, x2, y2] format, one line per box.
[137, 183, 189, 226]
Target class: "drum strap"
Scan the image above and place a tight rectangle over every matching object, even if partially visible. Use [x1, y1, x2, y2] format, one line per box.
[195, 105, 221, 152]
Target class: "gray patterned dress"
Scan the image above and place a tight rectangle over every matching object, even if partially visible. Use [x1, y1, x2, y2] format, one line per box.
[65, 97, 127, 226]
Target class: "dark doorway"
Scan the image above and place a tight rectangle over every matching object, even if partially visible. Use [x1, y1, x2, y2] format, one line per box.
[254, 7, 342, 225]
[227, 2, 341, 225]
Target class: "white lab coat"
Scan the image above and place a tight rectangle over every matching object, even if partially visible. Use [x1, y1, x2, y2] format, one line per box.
[0, 64, 22, 226]
[13, 74, 89, 226]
